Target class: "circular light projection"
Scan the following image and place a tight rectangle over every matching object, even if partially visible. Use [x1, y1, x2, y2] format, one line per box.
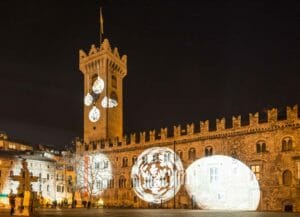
[101, 96, 118, 108]
[131, 147, 184, 204]
[185, 155, 260, 210]
[77, 153, 113, 196]
[88, 106, 100, 122]
[92, 76, 105, 94]
[84, 92, 93, 106]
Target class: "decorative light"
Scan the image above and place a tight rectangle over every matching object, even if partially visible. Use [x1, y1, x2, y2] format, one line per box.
[131, 147, 184, 203]
[92, 76, 105, 94]
[185, 155, 260, 210]
[88, 106, 100, 122]
[101, 96, 118, 108]
[84, 92, 93, 106]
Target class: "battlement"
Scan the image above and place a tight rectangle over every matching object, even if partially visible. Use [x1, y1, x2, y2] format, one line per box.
[76, 105, 300, 153]
[79, 38, 127, 77]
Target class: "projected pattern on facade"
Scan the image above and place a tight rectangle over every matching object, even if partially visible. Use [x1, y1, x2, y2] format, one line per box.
[77, 153, 112, 197]
[185, 155, 260, 210]
[131, 147, 184, 203]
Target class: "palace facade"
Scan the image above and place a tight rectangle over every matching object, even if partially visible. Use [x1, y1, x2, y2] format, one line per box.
[76, 27, 300, 212]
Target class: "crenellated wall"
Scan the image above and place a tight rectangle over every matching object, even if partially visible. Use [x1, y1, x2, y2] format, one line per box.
[76, 105, 299, 152]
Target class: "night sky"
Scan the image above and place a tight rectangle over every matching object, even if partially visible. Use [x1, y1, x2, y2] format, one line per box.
[0, 0, 299, 148]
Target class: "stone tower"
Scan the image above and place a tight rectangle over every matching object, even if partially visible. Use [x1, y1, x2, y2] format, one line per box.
[79, 39, 127, 143]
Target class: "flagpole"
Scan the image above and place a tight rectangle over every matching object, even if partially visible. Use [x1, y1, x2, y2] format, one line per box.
[100, 7, 104, 45]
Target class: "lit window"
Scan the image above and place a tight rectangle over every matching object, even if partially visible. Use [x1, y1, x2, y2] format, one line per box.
[251, 165, 260, 180]
[210, 167, 218, 183]
[8, 143, 16, 150]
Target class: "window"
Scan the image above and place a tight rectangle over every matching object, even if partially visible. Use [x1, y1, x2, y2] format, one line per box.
[112, 75, 117, 88]
[283, 170, 292, 186]
[251, 165, 261, 180]
[109, 179, 114, 188]
[93, 143, 97, 150]
[176, 150, 183, 160]
[119, 176, 126, 188]
[132, 156, 137, 165]
[10, 171, 13, 177]
[85, 144, 89, 151]
[131, 177, 139, 188]
[8, 143, 16, 150]
[122, 157, 128, 167]
[210, 167, 218, 183]
[47, 185, 49, 192]
[282, 137, 293, 151]
[164, 152, 171, 162]
[205, 146, 213, 156]
[256, 141, 267, 153]
[47, 174, 49, 180]
[188, 148, 196, 160]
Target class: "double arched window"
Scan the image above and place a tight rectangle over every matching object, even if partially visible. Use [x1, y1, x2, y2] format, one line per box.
[188, 148, 196, 160]
[282, 137, 293, 151]
[119, 176, 126, 188]
[122, 157, 128, 167]
[256, 140, 267, 153]
[205, 146, 213, 156]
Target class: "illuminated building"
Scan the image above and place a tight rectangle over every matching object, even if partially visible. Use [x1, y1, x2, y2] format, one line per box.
[76, 15, 300, 212]
[0, 138, 76, 207]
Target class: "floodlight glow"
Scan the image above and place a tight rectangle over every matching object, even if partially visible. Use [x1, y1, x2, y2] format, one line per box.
[92, 76, 105, 94]
[76, 153, 112, 196]
[88, 106, 100, 122]
[101, 96, 118, 108]
[131, 147, 184, 203]
[84, 92, 93, 106]
[185, 155, 260, 210]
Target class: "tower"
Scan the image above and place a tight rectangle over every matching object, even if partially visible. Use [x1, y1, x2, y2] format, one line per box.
[79, 39, 127, 143]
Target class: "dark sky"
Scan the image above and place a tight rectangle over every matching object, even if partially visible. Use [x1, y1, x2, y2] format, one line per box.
[0, 0, 299, 148]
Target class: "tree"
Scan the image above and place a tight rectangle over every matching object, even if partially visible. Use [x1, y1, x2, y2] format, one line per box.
[76, 153, 112, 207]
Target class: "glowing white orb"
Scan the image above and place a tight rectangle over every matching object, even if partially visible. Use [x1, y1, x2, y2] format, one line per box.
[131, 147, 184, 203]
[101, 96, 118, 108]
[92, 76, 105, 94]
[185, 155, 260, 210]
[88, 106, 100, 122]
[84, 92, 93, 106]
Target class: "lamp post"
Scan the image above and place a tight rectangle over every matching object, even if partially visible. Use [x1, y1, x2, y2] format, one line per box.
[173, 140, 176, 209]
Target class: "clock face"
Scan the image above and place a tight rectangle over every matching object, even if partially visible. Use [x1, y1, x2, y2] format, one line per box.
[92, 76, 105, 94]
[89, 106, 100, 122]
[84, 92, 93, 106]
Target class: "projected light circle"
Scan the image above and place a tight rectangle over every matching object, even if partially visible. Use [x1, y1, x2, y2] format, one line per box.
[185, 155, 260, 210]
[131, 147, 184, 203]
[84, 92, 93, 106]
[92, 76, 104, 94]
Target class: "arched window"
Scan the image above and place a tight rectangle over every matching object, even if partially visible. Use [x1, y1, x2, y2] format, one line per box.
[131, 176, 139, 187]
[132, 156, 137, 165]
[188, 148, 196, 160]
[119, 176, 126, 188]
[256, 140, 267, 153]
[122, 157, 128, 167]
[282, 170, 292, 186]
[205, 146, 213, 156]
[176, 150, 183, 160]
[112, 75, 117, 88]
[282, 137, 293, 151]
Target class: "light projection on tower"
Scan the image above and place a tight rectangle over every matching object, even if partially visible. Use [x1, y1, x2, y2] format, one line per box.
[185, 155, 260, 210]
[88, 106, 100, 122]
[92, 76, 105, 94]
[131, 147, 184, 203]
[84, 92, 93, 106]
